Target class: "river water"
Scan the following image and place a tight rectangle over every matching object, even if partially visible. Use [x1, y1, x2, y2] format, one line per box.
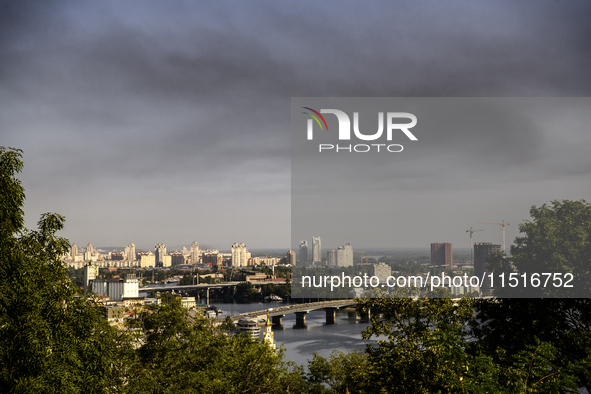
[212, 301, 376, 366]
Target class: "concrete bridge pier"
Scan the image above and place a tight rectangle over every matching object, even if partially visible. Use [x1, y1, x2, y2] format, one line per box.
[271, 314, 285, 326]
[325, 307, 337, 324]
[295, 311, 309, 327]
[359, 308, 371, 321]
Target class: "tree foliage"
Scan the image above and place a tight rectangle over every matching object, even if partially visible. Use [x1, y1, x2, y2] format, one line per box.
[0, 147, 131, 392]
[0, 147, 307, 393]
[125, 295, 307, 393]
[305, 350, 371, 394]
[509, 200, 591, 297]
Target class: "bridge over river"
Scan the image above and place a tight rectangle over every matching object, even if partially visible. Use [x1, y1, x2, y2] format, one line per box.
[219, 300, 360, 326]
[140, 281, 275, 304]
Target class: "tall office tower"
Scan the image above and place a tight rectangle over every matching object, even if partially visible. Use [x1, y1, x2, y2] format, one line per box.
[71, 243, 78, 258]
[430, 243, 453, 269]
[336, 243, 354, 267]
[299, 241, 308, 265]
[327, 249, 337, 266]
[312, 236, 321, 263]
[155, 243, 167, 266]
[474, 242, 501, 294]
[84, 243, 94, 261]
[287, 250, 296, 266]
[231, 243, 248, 267]
[125, 242, 136, 261]
[190, 242, 200, 265]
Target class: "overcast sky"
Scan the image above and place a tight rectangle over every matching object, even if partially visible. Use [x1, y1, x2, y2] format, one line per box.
[2, 0, 590, 251]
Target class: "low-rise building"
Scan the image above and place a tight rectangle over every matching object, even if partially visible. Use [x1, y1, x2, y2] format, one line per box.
[181, 297, 196, 309]
[91, 276, 139, 301]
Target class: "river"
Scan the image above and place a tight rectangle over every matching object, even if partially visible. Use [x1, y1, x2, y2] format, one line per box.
[212, 301, 376, 366]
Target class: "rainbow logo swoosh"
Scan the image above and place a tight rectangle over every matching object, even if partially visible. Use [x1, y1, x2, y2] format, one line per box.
[302, 107, 328, 131]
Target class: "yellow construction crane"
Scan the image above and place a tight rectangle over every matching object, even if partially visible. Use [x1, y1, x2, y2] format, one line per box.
[478, 220, 510, 254]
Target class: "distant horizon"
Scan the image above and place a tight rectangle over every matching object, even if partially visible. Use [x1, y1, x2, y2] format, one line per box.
[73, 244, 477, 255]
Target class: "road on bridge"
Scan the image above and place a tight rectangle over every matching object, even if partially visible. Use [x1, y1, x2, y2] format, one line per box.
[219, 300, 357, 323]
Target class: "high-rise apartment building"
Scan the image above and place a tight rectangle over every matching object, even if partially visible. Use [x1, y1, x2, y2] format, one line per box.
[327, 249, 337, 266]
[110, 251, 124, 261]
[431, 243, 453, 269]
[84, 242, 94, 261]
[169, 251, 185, 265]
[474, 242, 501, 294]
[83, 262, 98, 289]
[312, 236, 321, 263]
[299, 241, 308, 265]
[231, 243, 248, 267]
[190, 242, 200, 265]
[161, 255, 172, 267]
[202, 252, 219, 267]
[336, 243, 354, 267]
[125, 242, 136, 261]
[155, 243, 167, 266]
[287, 250, 296, 266]
[71, 243, 78, 258]
[139, 251, 155, 268]
[369, 262, 392, 286]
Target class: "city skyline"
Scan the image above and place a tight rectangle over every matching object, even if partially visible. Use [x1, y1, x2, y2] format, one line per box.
[2, 1, 590, 249]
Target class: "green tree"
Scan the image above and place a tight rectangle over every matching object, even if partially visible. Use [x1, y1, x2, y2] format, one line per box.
[511, 199, 591, 298]
[235, 281, 259, 302]
[474, 200, 591, 389]
[356, 297, 478, 393]
[0, 147, 131, 393]
[126, 294, 307, 393]
[354, 296, 582, 393]
[306, 350, 371, 394]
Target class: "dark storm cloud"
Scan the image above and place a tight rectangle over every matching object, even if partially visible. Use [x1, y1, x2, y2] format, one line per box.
[1, 0, 590, 248]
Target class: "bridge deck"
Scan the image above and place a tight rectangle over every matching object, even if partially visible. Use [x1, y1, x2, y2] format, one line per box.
[218, 300, 356, 323]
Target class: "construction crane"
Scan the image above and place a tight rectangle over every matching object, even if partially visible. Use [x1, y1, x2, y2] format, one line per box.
[466, 227, 484, 265]
[354, 251, 364, 265]
[478, 220, 510, 254]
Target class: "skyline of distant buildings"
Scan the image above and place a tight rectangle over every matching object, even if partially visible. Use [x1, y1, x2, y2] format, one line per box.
[65, 240, 292, 270]
[65, 235, 505, 278]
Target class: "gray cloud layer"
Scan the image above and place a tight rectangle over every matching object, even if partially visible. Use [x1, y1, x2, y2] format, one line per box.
[1, 0, 590, 249]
